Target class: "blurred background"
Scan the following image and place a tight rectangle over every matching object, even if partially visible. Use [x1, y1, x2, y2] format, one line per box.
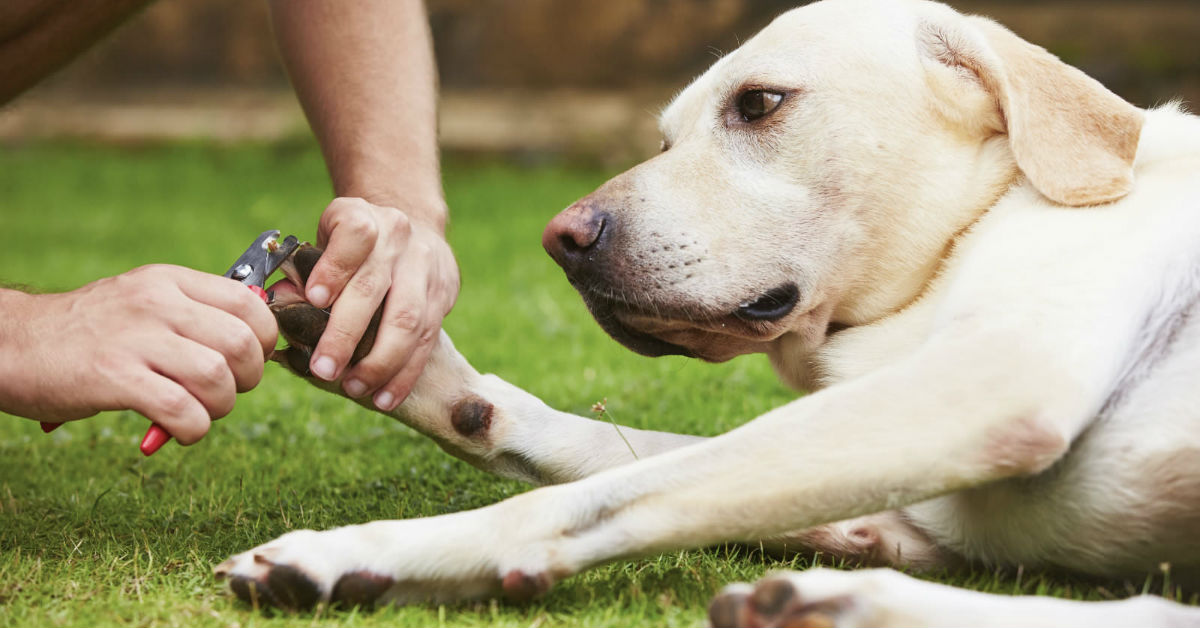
[1, 0, 1197, 164]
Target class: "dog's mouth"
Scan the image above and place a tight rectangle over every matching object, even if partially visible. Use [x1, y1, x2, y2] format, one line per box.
[573, 281, 803, 361]
[733, 284, 800, 323]
[575, 287, 695, 358]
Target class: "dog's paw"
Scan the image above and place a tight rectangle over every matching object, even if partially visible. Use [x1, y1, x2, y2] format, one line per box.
[214, 510, 567, 611]
[707, 568, 921, 628]
[213, 529, 398, 612]
[268, 244, 380, 377]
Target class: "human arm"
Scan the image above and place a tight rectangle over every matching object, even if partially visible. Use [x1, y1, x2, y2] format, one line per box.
[0, 0, 151, 105]
[0, 266, 277, 444]
[268, 0, 458, 411]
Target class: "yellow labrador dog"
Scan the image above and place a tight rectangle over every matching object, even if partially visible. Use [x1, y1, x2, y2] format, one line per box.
[217, 0, 1200, 624]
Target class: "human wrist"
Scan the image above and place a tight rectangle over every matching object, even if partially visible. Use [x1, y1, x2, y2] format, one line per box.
[0, 288, 40, 416]
[402, 196, 449, 234]
[0, 287, 34, 347]
[327, 143, 445, 228]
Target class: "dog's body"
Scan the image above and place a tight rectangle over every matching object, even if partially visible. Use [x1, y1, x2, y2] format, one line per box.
[217, 1, 1200, 624]
[802, 104, 1200, 579]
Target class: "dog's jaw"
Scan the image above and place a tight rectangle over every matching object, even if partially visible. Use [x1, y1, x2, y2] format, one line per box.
[568, 281, 695, 358]
[574, 281, 835, 363]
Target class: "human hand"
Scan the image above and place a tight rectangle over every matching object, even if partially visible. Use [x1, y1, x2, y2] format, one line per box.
[300, 197, 459, 411]
[0, 265, 278, 444]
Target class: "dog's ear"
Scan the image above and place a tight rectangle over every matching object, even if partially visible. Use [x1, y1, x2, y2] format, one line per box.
[918, 16, 1144, 206]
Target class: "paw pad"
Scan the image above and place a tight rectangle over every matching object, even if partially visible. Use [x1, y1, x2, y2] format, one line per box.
[221, 562, 397, 612]
[708, 577, 850, 628]
[223, 560, 322, 612]
[331, 571, 396, 609]
[501, 569, 549, 602]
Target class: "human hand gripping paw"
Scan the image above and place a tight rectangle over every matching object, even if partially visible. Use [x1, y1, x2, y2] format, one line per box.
[299, 197, 459, 411]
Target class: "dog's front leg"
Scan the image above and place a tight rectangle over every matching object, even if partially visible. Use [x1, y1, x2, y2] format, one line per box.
[383, 330, 706, 484]
[216, 321, 1114, 609]
[279, 321, 703, 485]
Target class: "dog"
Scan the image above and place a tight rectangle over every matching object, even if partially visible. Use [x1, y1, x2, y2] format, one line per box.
[215, 0, 1200, 624]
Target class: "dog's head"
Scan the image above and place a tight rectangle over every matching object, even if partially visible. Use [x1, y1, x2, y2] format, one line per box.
[543, 0, 1143, 363]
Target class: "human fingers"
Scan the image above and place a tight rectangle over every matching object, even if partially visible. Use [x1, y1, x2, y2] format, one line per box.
[143, 336, 239, 425]
[307, 197, 386, 309]
[339, 272, 432, 404]
[307, 259, 390, 381]
[170, 304, 269, 393]
[342, 227, 458, 404]
[148, 266, 278, 357]
[372, 252, 458, 408]
[121, 368, 212, 446]
[371, 327, 438, 411]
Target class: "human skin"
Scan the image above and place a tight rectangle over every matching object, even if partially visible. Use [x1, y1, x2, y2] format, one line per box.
[269, 0, 459, 411]
[0, 267, 277, 443]
[0, 0, 456, 438]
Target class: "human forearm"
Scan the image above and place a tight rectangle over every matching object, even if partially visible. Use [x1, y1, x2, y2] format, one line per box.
[269, 0, 444, 229]
[267, 0, 457, 410]
[0, 0, 152, 105]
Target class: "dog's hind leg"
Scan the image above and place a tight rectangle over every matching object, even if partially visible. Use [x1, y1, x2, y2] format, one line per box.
[707, 567, 1198, 628]
[767, 510, 958, 571]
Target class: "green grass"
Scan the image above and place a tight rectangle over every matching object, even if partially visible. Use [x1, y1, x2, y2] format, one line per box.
[0, 142, 1193, 627]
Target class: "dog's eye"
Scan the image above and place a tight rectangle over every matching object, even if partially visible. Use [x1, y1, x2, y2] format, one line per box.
[737, 90, 784, 122]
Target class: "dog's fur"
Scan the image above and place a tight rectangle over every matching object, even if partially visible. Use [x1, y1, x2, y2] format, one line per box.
[216, 1, 1200, 624]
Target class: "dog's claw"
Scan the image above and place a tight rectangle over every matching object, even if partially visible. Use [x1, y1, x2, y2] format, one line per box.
[213, 559, 234, 580]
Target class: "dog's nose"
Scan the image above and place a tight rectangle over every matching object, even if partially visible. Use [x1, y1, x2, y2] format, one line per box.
[542, 199, 609, 271]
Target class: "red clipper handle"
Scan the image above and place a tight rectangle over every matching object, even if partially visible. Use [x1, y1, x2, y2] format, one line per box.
[140, 424, 171, 456]
[42, 419, 172, 456]
[138, 283, 271, 456]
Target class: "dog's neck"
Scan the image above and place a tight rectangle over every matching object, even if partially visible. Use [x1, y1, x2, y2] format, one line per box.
[836, 134, 1020, 326]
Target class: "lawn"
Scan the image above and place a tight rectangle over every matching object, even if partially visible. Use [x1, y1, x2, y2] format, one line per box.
[0, 142, 1192, 627]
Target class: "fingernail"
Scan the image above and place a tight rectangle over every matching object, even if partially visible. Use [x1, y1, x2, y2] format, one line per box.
[307, 284, 330, 307]
[311, 355, 337, 380]
[374, 391, 395, 411]
[343, 378, 367, 397]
